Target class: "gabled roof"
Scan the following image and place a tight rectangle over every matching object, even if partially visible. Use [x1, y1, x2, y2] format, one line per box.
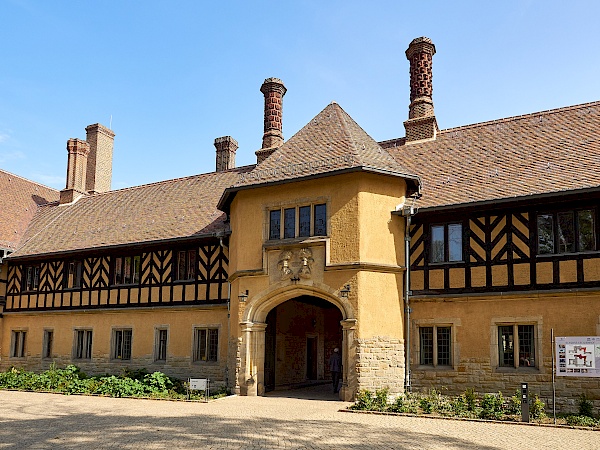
[383, 101, 600, 210]
[219, 102, 420, 211]
[0, 169, 59, 251]
[10, 167, 252, 259]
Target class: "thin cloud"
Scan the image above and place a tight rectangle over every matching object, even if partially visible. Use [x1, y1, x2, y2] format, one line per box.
[32, 173, 64, 188]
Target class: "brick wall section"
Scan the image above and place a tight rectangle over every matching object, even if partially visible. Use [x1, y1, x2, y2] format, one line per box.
[85, 123, 115, 194]
[404, 37, 438, 143]
[59, 138, 90, 204]
[411, 357, 600, 414]
[214, 136, 238, 172]
[356, 336, 405, 393]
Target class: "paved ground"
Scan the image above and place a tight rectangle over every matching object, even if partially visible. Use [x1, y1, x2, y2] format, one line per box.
[0, 385, 597, 449]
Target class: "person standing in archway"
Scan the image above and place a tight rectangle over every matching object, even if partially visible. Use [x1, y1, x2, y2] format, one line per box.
[329, 347, 342, 393]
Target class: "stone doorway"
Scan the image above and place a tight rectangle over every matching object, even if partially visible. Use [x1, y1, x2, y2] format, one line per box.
[263, 295, 343, 392]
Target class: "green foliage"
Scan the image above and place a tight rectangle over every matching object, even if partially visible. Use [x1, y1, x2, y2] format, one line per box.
[565, 415, 599, 428]
[506, 390, 522, 416]
[463, 387, 477, 411]
[387, 393, 419, 414]
[0, 364, 219, 401]
[578, 394, 594, 418]
[350, 388, 389, 411]
[530, 394, 546, 420]
[479, 392, 505, 420]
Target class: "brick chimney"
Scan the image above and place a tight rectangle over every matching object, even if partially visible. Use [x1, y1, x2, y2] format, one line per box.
[85, 123, 115, 194]
[404, 37, 438, 143]
[214, 136, 238, 172]
[255, 77, 286, 164]
[60, 138, 90, 204]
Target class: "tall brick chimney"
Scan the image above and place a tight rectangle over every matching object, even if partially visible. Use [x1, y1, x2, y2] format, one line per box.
[404, 37, 438, 143]
[255, 77, 286, 164]
[214, 136, 238, 172]
[60, 138, 90, 204]
[85, 123, 115, 194]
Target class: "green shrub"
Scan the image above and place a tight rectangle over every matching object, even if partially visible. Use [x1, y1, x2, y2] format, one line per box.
[578, 394, 594, 418]
[463, 387, 477, 411]
[506, 390, 521, 416]
[388, 394, 419, 414]
[565, 415, 599, 427]
[480, 392, 505, 420]
[530, 394, 546, 420]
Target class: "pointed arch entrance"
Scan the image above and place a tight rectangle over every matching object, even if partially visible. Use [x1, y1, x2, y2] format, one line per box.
[239, 285, 357, 401]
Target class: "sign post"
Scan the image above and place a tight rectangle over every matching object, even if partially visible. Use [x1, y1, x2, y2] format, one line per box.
[188, 378, 210, 402]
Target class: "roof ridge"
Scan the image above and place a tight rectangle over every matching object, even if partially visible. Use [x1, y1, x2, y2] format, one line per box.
[0, 168, 59, 192]
[439, 100, 600, 134]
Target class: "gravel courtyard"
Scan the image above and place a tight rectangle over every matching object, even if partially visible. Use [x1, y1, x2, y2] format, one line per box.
[0, 386, 597, 449]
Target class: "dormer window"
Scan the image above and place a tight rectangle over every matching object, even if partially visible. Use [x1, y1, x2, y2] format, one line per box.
[269, 203, 327, 240]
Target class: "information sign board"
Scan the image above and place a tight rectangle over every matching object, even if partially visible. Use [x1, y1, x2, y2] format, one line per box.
[556, 336, 600, 377]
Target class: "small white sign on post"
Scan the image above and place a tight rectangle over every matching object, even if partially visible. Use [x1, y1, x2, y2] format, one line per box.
[188, 378, 210, 401]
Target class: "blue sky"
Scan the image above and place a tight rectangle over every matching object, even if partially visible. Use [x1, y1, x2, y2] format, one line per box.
[1, 1, 599, 190]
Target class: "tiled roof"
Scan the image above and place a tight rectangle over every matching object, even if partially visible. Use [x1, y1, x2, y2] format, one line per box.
[0, 169, 59, 251]
[383, 101, 600, 210]
[235, 102, 418, 187]
[10, 167, 252, 259]
[218, 102, 420, 211]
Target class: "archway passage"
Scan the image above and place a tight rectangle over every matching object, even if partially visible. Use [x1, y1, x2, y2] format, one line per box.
[264, 295, 343, 392]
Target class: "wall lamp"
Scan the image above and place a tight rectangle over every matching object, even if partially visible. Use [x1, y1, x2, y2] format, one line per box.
[340, 284, 351, 298]
[238, 290, 249, 303]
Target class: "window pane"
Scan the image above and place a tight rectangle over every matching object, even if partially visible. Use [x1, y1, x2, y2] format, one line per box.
[177, 251, 186, 280]
[269, 210, 281, 240]
[157, 329, 167, 361]
[187, 250, 196, 279]
[299, 206, 311, 237]
[448, 224, 462, 261]
[124, 257, 132, 284]
[430, 226, 445, 263]
[537, 214, 554, 254]
[518, 325, 535, 367]
[122, 330, 132, 360]
[578, 210, 595, 252]
[437, 327, 451, 366]
[132, 256, 141, 284]
[498, 326, 514, 367]
[284, 208, 295, 239]
[557, 212, 575, 253]
[114, 257, 123, 284]
[44, 331, 53, 358]
[208, 329, 219, 362]
[197, 329, 207, 361]
[314, 204, 327, 236]
[419, 327, 433, 365]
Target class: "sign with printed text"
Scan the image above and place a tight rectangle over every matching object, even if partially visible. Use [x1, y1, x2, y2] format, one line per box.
[189, 378, 208, 390]
[556, 336, 600, 377]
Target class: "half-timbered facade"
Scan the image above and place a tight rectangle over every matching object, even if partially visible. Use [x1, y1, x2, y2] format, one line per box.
[1, 37, 599, 409]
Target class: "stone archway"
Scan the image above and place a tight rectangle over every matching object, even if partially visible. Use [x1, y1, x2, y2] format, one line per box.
[238, 285, 357, 401]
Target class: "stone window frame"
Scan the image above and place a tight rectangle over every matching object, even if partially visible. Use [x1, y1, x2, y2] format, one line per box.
[72, 328, 93, 360]
[265, 197, 329, 242]
[490, 316, 542, 372]
[10, 329, 28, 359]
[42, 329, 54, 360]
[111, 327, 133, 362]
[154, 326, 169, 363]
[192, 324, 220, 364]
[413, 318, 460, 370]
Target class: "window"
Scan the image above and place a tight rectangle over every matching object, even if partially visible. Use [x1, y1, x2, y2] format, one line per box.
[419, 326, 452, 366]
[74, 330, 93, 360]
[113, 329, 132, 360]
[10, 331, 27, 358]
[113, 256, 141, 285]
[155, 329, 168, 362]
[175, 249, 196, 281]
[430, 223, 462, 263]
[22, 265, 40, 291]
[498, 324, 535, 368]
[64, 260, 83, 289]
[538, 209, 595, 254]
[193, 328, 218, 362]
[268, 203, 327, 240]
[43, 330, 54, 359]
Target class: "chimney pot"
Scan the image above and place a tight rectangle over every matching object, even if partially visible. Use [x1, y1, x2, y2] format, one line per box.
[257, 77, 286, 163]
[214, 136, 238, 172]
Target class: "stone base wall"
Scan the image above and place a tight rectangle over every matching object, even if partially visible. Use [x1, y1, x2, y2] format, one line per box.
[1, 355, 227, 388]
[356, 336, 405, 393]
[411, 357, 600, 414]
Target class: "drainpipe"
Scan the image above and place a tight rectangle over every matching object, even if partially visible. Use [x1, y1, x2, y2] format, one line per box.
[401, 203, 417, 392]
